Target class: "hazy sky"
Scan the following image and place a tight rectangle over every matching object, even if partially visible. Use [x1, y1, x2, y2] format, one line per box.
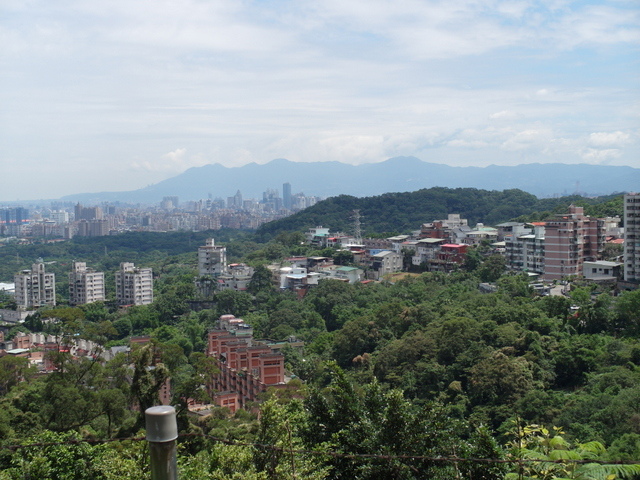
[1, 0, 638, 200]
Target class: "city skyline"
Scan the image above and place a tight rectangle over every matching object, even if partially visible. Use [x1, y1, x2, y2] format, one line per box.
[1, 0, 638, 200]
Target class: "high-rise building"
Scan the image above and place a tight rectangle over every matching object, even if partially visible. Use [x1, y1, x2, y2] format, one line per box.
[198, 238, 227, 276]
[14, 261, 56, 308]
[283, 182, 292, 210]
[115, 263, 153, 306]
[624, 193, 640, 283]
[74, 203, 103, 221]
[69, 262, 105, 305]
[543, 205, 605, 281]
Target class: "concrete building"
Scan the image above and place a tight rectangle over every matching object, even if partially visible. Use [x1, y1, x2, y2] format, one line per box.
[68, 261, 105, 305]
[504, 224, 546, 276]
[14, 261, 56, 308]
[115, 263, 153, 306]
[198, 238, 227, 276]
[543, 205, 605, 281]
[217, 263, 254, 291]
[370, 250, 403, 279]
[583, 260, 623, 282]
[206, 315, 286, 411]
[624, 193, 640, 283]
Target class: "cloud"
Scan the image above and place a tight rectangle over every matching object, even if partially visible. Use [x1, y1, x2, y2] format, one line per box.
[130, 148, 209, 172]
[588, 131, 631, 147]
[581, 148, 622, 161]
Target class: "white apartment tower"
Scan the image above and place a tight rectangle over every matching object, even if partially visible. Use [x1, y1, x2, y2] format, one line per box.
[115, 262, 153, 306]
[68, 261, 105, 305]
[14, 261, 56, 308]
[624, 193, 640, 283]
[198, 238, 227, 276]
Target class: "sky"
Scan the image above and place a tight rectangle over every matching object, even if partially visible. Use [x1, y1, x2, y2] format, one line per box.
[1, 0, 639, 200]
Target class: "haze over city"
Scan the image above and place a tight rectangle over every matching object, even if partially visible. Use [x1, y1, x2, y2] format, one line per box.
[1, 0, 638, 201]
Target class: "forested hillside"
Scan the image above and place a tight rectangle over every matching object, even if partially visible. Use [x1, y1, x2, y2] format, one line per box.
[256, 188, 624, 239]
[1, 193, 638, 479]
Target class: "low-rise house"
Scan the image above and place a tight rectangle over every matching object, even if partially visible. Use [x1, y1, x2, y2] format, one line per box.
[218, 263, 254, 291]
[370, 250, 403, 280]
[427, 244, 468, 272]
[583, 260, 623, 281]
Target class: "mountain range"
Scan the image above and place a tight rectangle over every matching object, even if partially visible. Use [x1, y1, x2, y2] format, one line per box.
[61, 157, 638, 204]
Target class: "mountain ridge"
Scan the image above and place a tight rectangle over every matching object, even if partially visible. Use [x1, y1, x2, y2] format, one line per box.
[58, 157, 638, 204]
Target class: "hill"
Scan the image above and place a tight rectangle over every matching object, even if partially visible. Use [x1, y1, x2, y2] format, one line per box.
[58, 158, 638, 204]
[256, 187, 622, 239]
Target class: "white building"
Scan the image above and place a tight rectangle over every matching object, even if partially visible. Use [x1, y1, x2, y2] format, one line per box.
[115, 262, 153, 306]
[14, 261, 56, 308]
[198, 238, 227, 276]
[69, 262, 105, 305]
[370, 250, 403, 280]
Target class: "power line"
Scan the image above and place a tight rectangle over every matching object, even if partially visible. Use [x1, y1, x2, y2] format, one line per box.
[3, 432, 640, 467]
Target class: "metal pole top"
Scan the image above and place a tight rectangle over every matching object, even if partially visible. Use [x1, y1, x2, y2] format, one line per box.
[145, 405, 178, 443]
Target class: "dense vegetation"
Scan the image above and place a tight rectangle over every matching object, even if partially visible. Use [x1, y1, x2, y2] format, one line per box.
[256, 188, 624, 239]
[0, 188, 638, 479]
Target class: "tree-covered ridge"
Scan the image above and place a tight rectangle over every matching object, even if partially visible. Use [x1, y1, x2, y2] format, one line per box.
[256, 188, 624, 239]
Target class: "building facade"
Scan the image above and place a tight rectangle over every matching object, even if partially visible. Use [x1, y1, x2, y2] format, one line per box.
[115, 262, 153, 306]
[206, 315, 286, 412]
[14, 261, 56, 308]
[624, 193, 640, 283]
[544, 205, 605, 281]
[68, 262, 105, 305]
[198, 238, 227, 276]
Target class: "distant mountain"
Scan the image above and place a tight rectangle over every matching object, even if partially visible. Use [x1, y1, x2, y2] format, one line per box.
[60, 158, 638, 204]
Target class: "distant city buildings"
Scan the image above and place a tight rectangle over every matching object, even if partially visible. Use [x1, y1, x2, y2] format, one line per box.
[0, 181, 320, 239]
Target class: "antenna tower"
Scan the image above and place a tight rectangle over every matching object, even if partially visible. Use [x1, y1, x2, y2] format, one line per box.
[352, 210, 362, 244]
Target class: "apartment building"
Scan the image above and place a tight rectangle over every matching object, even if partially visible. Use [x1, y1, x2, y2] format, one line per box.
[68, 261, 105, 305]
[198, 238, 227, 276]
[14, 261, 56, 308]
[624, 193, 640, 283]
[115, 262, 153, 306]
[544, 205, 604, 281]
[206, 315, 286, 412]
[504, 224, 546, 276]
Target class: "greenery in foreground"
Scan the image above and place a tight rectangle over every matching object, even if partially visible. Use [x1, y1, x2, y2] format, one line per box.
[0, 189, 637, 479]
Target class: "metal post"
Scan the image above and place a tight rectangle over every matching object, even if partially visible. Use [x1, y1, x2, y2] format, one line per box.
[145, 405, 178, 480]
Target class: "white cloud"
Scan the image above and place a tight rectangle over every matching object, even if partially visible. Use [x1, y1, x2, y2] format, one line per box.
[130, 148, 210, 172]
[588, 131, 631, 147]
[581, 148, 623, 161]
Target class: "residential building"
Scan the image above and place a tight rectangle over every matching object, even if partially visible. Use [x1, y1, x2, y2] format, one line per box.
[583, 260, 623, 282]
[198, 238, 227, 276]
[68, 261, 105, 305]
[504, 224, 546, 276]
[543, 205, 605, 281]
[370, 250, 403, 279]
[217, 263, 254, 291]
[428, 244, 468, 272]
[115, 263, 153, 306]
[206, 315, 286, 411]
[624, 193, 640, 283]
[14, 261, 56, 308]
